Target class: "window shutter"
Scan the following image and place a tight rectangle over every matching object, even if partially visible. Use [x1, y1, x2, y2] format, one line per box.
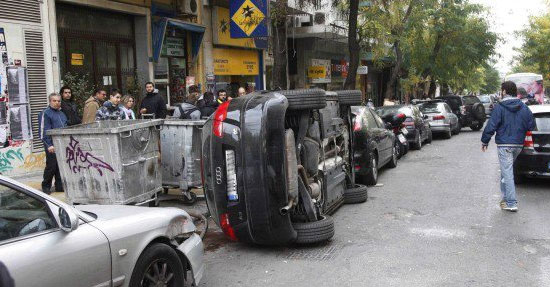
[0, 0, 41, 24]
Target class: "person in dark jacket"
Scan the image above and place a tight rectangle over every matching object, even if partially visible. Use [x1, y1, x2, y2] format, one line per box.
[197, 91, 218, 117]
[139, 82, 167, 119]
[59, 86, 81, 126]
[481, 81, 536, 212]
[38, 93, 68, 194]
[173, 85, 201, 119]
[96, 89, 127, 120]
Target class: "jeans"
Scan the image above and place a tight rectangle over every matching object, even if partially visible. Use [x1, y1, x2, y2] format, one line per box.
[42, 151, 63, 193]
[498, 146, 522, 207]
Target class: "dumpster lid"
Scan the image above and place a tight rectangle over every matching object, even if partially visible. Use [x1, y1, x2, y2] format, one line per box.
[47, 120, 164, 135]
[163, 119, 207, 126]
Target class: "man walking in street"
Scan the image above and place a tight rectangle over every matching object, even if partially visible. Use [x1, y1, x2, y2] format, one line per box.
[38, 93, 67, 194]
[139, 82, 167, 119]
[481, 81, 536, 212]
[82, 88, 106, 124]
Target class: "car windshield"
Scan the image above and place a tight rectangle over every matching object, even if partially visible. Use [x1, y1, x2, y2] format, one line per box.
[419, 103, 443, 114]
[535, 113, 550, 131]
[462, 97, 479, 105]
[478, 96, 491, 103]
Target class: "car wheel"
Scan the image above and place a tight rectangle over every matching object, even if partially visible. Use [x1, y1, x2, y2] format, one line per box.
[444, 128, 452, 139]
[472, 103, 487, 121]
[386, 143, 398, 168]
[129, 243, 186, 287]
[365, 153, 378, 185]
[344, 184, 368, 204]
[452, 122, 460, 135]
[413, 132, 422, 150]
[470, 123, 483, 131]
[293, 215, 335, 244]
[397, 141, 404, 159]
[335, 90, 362, 106]
[426, 129, 433, 143]
[278, 89, 327, 110]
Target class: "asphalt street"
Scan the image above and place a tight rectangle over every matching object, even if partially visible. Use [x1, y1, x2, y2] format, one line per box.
[178, 129, 550, 287]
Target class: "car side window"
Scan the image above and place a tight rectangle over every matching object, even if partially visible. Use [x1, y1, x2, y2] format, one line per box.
[0, 186, 56, 242]
[371, 110, 385, 128]
[364, 110, 378, 129]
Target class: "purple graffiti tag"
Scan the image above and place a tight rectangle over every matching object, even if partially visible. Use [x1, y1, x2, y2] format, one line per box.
[65, 136, 114, 176]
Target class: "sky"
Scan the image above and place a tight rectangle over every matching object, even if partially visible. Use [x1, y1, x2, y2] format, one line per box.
[470, 0, 547, 77]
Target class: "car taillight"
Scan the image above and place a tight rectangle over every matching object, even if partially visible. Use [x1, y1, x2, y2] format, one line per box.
[524, 131, 534, 149]
[353, 116, 362, 131]
[213, 100, 230, 137]
[433, 115, 445, 120]
[220, 213, 238, 241]
[354, 165, 361, 171]
[225, 150, 238, 201]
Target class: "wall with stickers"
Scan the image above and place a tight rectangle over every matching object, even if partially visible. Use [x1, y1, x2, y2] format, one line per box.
[0, 4, 57, 177]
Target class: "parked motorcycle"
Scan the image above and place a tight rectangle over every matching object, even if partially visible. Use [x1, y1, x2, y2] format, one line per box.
[382, 113, 409, 158]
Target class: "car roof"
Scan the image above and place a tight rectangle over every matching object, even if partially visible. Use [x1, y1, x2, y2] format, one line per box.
[528, 105, 550, 114]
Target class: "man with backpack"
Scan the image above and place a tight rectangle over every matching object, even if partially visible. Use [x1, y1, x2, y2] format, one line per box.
[173, 85, 201, 120]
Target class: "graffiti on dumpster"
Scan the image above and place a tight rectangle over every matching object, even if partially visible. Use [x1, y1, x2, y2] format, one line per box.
[66, 136, 114, 176]
[0, 148, 24, 173]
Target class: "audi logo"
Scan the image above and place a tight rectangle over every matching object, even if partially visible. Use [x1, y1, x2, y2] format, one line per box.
[215, 167, 223, 184]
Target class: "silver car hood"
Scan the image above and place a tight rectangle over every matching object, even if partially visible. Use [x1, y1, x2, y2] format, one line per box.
[76, 205, 185, 221]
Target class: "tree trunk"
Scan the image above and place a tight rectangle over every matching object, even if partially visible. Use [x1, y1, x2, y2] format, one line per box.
[344, 0, 360, 90]
[385, 41, 402, 100]
[272, 0, 288, 90]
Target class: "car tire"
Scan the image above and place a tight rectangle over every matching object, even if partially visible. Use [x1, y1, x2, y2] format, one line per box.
[278, 89, 327, 110]
[397, 140, 404, 159]
[335, 90, 362, 106]
[452, 122, 461, 135]
[513, 164, 525, 184]
[344, 184, 368, 204]
[129, 243, 186, 287]
[413, 132, 422, 150]
[293, 215, 335, 244]
[470, 123, 483, 131]
[365, 153, 378, 186]
[426, 129, 433, 143]
[472, 103, 487, 121]
[444, 128, 452, 139]
[386, 142, 398, 168]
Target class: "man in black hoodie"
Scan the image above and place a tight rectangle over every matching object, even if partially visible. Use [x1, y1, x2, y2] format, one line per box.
[139, 82, 167, 119]
[59, 86, 81, 126]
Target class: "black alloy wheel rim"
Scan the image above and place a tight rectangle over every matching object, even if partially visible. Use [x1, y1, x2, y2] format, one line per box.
[141, 259, 175, 287]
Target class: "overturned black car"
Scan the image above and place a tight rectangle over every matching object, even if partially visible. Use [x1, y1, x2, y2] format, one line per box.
[201, 89, 368, 245]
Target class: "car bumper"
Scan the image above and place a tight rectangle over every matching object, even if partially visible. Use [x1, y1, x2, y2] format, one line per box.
[405, 129, 418, 143]
[515, 151, 550, 178]
[429, 124, 450, 133]
[177, 233, 205, 285]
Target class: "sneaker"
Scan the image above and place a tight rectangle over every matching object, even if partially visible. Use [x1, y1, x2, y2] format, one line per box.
[499, 200, 506, 209]
[503, 206, 518, 212]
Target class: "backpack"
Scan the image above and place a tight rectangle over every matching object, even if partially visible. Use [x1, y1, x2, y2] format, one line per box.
[178, 105, 199, 119]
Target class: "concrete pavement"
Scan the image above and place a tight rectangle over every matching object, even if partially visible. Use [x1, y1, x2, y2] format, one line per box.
[198, 129, 550, 287]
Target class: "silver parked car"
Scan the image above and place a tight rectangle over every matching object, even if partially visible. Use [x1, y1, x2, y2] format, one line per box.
[0, 175, 204, 287]
[478, 95, 495, 116]
[418, 101, 460, 139]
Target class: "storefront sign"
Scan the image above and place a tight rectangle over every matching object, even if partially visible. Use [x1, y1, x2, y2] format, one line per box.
[213, 48, 258, 76]
[213, 7, 267, 49]
[309, 59, 331, 83]
[71, 53, 84, 66]
[357, 66, 368, 75]
[162, 37, 185, 57]
[331, 59, 349, 78]
[229, 0, 268, 38]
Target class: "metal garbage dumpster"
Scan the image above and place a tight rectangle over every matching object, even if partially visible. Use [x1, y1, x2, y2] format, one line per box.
[47, 120, 164, 205]
[160, 119, 206, 204]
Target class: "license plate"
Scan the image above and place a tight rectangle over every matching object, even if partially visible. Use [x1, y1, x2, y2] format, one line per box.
[398, 134, 407, 144]
[401, 128, 408, 135]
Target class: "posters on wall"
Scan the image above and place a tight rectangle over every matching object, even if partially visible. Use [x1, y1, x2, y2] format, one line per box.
[7, 67, 28, 104]
[309, 59, 331, 84]
[0, 27, 7, 99]
[9, 104, 32, 140]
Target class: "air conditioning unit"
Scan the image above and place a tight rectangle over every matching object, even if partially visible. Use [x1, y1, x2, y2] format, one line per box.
[314, 12, 326, 25]
[176, 0, 198, 16]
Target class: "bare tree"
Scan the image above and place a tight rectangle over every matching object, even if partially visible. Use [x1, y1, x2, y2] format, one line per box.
[272, 0, 289, 90]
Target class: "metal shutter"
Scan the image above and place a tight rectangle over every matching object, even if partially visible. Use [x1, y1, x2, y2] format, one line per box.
[0, 0, 42, 24]
[24, 30, 48, 152]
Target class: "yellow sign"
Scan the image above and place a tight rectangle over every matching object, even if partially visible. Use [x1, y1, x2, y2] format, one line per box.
[71, 53, 84, 66]
[308, 66, 326, 78]
[231, 0, 266, 36]
[213, 48, 258, 76]
[215, 7, 257, 48]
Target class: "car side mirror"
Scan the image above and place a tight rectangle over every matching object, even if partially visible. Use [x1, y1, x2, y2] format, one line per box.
[59, 206, 79, 232]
